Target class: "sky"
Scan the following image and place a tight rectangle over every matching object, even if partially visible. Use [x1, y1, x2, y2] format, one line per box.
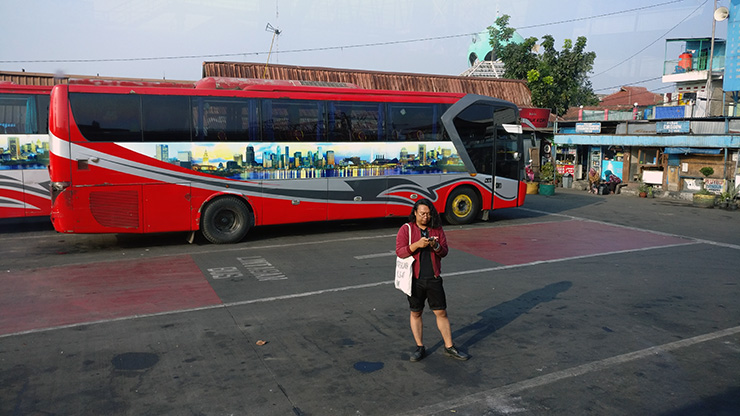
[0, 0, 727, 96]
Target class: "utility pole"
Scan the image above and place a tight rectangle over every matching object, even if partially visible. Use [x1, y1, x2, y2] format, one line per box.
[706, 0, 718, 116]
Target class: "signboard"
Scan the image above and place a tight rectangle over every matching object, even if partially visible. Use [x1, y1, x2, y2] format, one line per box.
[704, 178, 725, 194]
[724, 1, 740, 92]
[656, 120, 690, 133]
[601, 160, 623, 181]
[642, 170, 663, 185]
[556, 164, 575, 175]
[654, 106, 685, 119]
[520, 107, 551, 128]
[575, 122, 601, 134]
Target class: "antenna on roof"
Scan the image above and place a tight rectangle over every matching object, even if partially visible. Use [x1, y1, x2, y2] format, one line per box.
[263, 23, 282, 79]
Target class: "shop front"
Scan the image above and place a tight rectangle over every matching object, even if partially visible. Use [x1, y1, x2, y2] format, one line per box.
[554, 118, 739, 194]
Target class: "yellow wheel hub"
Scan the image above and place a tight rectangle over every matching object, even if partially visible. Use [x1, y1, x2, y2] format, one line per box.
[451, 194, 473, 218]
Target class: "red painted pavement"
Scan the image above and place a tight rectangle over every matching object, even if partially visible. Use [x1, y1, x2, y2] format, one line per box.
[0, 255, 221, 336]
[445, 220, 691, 265]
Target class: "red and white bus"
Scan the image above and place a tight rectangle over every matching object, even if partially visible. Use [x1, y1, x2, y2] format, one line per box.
[0, 82, 52, 220]
[49, 77, 527, 243]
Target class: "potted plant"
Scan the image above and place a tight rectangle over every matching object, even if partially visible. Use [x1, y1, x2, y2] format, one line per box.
[718, 191, 730, 209]
[538, 161, 556, 196]
[724, 183, 739, 210]
[637, 182, 649, 198]
[692, 166, 716, 208]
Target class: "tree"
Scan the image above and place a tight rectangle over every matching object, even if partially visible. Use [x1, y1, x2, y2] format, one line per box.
[488, 15, 599, 116]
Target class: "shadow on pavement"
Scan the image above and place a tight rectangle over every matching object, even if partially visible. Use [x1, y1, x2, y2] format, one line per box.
[659, 386, 740, 416]
[0, 217, 54, 234]
[427, 281, 573, 354]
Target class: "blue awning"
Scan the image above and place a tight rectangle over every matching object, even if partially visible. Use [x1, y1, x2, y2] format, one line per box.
[663, 147, 722, 154]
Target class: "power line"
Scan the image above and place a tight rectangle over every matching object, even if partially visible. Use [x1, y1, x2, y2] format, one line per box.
[594, 76, 664, 92]
[590, 0, 709, 78]
[0, 32, 480, 64]
[0, 1, 688, 66]
[516, 0, 685, 31]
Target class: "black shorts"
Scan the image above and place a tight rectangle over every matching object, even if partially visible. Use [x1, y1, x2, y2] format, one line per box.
[407, 277, 447, 312]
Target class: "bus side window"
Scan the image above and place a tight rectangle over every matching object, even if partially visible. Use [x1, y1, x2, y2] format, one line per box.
[388, 103, 440, 141]
[69, 93, 142, 142]
[261, 100, 274, 141]
[37, 95, 50, 134]
[142, 95, 191, 142]
[193, 97, 251, 142]
[268, 100, 324, 142]
[328, 102, 352, 141]
[328, 101, 382, 142]
[351, 102, 380, 142]
[0, 94, 35, 134]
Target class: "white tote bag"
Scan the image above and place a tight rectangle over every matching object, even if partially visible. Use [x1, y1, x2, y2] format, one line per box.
[394, 224, 414, 296]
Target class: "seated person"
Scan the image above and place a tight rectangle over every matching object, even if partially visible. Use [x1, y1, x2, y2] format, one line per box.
[604, 170, 622, 194]
[588, 168, 600, 194]
[525, 163, 535, 182]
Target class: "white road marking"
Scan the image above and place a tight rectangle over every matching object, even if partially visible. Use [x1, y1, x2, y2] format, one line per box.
[0, 239, 704, 340]
[2, 208, 736, 340]
[395, 325, 740, 416]
[443, 241, 700, 277]
[354, 251, 395, 259]
[520, 207, 740, 250]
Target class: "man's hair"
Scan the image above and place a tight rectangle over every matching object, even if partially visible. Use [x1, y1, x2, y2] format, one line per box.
[408, 199, 442, 228]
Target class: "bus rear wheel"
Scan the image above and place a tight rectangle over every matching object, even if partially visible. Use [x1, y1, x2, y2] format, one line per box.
[444, 187, 480, 225]
[201, 196, 252, 244]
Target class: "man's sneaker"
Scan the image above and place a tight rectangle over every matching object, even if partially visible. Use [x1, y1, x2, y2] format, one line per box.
[444, 345, 470, 361]
[410, 346, 426, 362]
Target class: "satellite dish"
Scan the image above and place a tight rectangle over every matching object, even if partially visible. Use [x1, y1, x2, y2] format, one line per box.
[714, 6, 729, 21]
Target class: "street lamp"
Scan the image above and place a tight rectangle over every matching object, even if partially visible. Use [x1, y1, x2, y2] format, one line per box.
[706, 1, 729, 116]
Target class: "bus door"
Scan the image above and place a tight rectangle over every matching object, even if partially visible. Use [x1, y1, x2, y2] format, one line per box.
[442, 95, 523, 209]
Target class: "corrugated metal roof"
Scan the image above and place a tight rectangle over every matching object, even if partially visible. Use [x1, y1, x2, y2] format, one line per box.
[0, 71, 65, 86]
[202, 62, 532, 107]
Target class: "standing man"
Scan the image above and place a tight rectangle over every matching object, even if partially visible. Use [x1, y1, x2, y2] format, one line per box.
[395, 199, 469, 362]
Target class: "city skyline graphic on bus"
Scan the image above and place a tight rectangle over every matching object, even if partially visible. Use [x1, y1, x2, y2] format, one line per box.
[0, 135, 49, 169]
[120, 141, 466, 179]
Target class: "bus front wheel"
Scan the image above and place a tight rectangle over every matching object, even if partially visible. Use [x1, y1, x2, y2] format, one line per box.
[201, 196, 252, 244]
[444, 187, 480, 225]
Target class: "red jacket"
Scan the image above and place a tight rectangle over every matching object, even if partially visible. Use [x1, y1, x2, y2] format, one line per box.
[395, 222, 449, 278]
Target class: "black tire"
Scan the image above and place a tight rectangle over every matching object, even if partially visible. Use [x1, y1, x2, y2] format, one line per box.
[201, 196, 251, 244]
[444, 187, 480, 225]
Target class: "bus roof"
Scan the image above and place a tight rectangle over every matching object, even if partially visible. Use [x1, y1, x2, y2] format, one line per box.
[61, 77, 467, 102]
[68, 79, 196, 89]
